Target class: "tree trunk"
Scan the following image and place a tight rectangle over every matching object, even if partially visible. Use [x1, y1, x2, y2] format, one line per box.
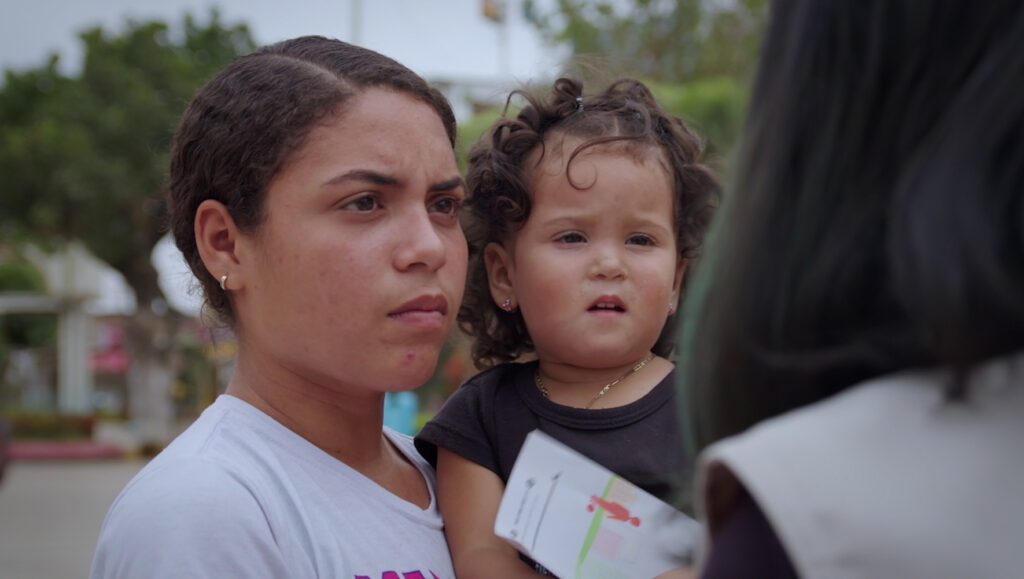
[118, 229, 184, 449]
[124, 307, 182, 447]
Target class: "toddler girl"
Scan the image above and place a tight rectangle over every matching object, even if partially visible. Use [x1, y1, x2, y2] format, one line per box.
[416, 77, 718, 577]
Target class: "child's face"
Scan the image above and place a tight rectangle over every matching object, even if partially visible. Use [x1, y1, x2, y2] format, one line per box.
[485, 141, 685, 369]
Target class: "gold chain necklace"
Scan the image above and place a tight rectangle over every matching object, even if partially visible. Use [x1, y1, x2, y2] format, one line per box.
[534, 353, 655, 409]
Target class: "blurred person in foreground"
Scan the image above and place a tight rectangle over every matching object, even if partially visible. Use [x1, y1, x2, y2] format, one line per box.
[92, 36, 467, 578]
[680, 1, 1024, 577]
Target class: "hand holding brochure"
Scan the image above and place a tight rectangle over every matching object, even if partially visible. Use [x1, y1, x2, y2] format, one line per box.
[494, 430, 700, 578]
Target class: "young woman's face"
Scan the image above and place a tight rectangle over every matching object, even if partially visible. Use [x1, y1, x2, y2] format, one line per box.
[491, 141, 684, 370]
[235, 89, 467, 394]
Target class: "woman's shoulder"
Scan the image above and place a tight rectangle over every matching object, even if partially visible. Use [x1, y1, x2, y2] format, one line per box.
[698, 353, 1024, 578]
[93, 452, 288, 578]
[108, 396, 301, 520]
[705, 352, 1024, 469]
[115, 453, 260, 516]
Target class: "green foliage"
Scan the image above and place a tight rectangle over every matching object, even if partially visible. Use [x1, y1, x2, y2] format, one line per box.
[651, 77, 748, 156]
[532, 0, 767, 84]
[456, 77, 747, 162]
[0, 257, 56, 361]
[0, 256, 47, 293]
[456, 107, 505, 169]
[0, 11, 256, 303]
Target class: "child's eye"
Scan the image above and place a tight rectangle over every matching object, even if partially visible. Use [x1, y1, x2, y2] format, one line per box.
[429, 195, 463, 217]
[555, 232, 587, 244]
[341, 194, 380, 213]
[627, 234, 656, 247]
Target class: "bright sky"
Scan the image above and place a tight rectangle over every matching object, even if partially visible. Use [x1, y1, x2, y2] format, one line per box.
[1, 0, 562, 84]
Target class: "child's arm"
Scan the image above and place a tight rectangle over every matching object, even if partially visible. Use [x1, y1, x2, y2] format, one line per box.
[437, 448, 543, 578]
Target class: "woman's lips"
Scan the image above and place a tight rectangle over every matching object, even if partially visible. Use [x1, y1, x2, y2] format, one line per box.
[388, 294, 449, 329]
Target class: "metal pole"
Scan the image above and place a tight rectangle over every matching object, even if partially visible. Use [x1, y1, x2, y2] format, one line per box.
[351, 0, 363, 45]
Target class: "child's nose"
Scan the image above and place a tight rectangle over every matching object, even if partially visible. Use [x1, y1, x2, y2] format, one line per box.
[589, 247, 626, 280]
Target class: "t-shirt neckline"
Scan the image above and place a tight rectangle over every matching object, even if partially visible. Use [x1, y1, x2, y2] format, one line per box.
[512, 361, 676, 430]
[214, 394, 441, 523]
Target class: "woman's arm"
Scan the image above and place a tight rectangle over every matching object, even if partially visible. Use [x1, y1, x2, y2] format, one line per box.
[436, 448, 543, 578]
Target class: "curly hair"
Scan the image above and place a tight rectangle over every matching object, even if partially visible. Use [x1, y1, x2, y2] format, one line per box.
[460, 77, 720, 369]
[167, 36, 456, 326]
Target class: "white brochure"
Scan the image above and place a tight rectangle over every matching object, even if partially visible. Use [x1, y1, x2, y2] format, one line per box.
[494, 430, 700, 578]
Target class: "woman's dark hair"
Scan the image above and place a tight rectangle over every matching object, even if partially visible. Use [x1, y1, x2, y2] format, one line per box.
[461, 77, 719, 369]
[168, 36, 456, 324]
[682, 0, 1024, 449]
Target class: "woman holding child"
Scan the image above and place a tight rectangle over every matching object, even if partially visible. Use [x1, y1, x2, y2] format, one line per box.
[93, 28, 720, 579]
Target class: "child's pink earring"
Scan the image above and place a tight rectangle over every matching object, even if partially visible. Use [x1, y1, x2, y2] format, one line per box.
[501, 298, 516, 312]
[668, 302, 676, 315]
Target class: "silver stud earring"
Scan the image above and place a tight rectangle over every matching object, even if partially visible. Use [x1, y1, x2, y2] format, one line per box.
[501, 298, 513, 312]
[668, 302, 675, 314]
[219, 274, 229, 291]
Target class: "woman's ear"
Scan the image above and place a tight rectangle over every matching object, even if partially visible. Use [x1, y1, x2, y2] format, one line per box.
[484, 242, 516, 311]
[195, 199, 243, 291]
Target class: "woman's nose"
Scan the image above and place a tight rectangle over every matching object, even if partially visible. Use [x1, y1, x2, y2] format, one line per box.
[393, 210, 447, 272]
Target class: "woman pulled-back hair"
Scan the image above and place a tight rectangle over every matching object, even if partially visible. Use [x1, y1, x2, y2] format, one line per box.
[93, 37, 467, 578]
[684, 1, 1024, 577]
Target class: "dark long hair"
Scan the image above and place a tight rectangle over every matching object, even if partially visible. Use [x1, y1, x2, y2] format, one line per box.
[461, 77, 719, 368]
[168, 36, 455, 324]
[682, 0, 1024, 448]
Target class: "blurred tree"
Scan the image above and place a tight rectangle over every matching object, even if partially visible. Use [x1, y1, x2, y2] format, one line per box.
[532, 0, 767, 83]
[0, 256, 56, 396]
[456, 107, 504, 170]
[650, 77, 747, 155]
[458, 74, 746, 164]
[0, 12, 256, 441]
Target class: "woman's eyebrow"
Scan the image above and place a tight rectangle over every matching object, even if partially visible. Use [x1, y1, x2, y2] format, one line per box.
[322, 169, 399, 188]
[322, 171, 463, 193]
[430, 176, 465, 192]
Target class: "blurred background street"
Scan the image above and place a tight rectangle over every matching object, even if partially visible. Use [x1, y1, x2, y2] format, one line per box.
[0, 459, 145, 578]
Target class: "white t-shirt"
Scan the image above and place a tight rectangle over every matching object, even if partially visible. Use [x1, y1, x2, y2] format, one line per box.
[92, 395, 454, 579]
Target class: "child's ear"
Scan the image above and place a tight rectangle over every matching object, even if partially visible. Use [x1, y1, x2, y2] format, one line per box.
[484, 242, 516, 310]
[195, 199, 244, 291]
[670, 257, 689, 306]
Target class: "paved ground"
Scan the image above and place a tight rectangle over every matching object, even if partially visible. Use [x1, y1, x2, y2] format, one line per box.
[0, 459, 146, 578]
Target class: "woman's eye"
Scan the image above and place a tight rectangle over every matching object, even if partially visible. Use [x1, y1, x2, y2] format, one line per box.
[627, 234, 656, 247]
[556, 232, 587, 244]
[341, 194, 380, 212]
[429, 196, 462, 216]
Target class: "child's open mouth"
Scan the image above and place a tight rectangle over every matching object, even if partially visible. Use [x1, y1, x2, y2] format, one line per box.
[588, 296, 626, 313]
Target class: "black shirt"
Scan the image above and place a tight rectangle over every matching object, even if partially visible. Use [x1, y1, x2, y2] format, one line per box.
[415, 361, 690, 503]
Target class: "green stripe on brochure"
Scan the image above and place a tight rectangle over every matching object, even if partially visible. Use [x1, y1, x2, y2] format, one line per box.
[575, 475, 618, 578]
